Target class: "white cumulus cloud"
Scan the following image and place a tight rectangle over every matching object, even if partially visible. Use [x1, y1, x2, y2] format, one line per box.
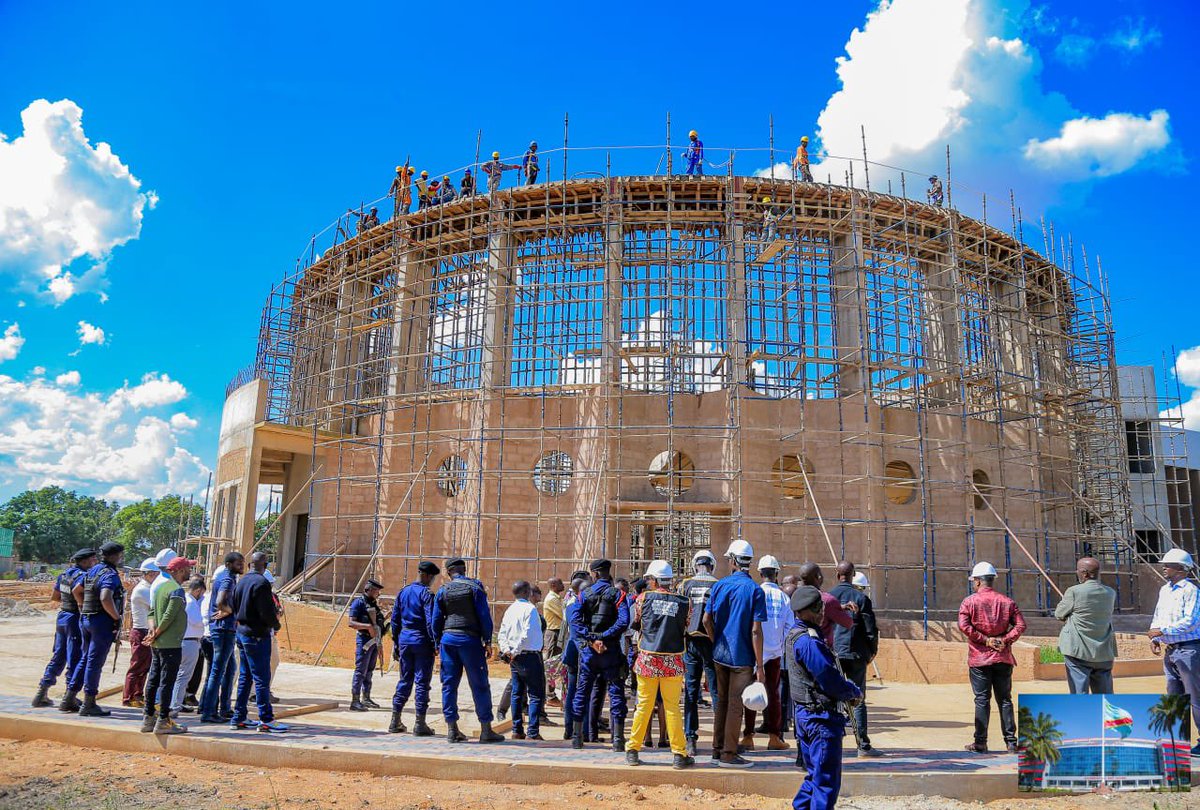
[76, 320, 106, 346]
[0, 370, 208, 502]
[0, 99, 155, 303]
[1023, 110, 1171, 178]
[169, 412, 198, 430]
[0, 323, 23, 362]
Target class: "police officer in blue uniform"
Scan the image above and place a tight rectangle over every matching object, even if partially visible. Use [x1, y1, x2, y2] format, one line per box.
[347, 578, 387, 711]
[34, 548, 96, 709]
[390, 560, 440, 735]
[431, 557, 504, 743]
[68, 541, 126, 717]
[570, 558, 631, 751]
[785, 585, 862, 810]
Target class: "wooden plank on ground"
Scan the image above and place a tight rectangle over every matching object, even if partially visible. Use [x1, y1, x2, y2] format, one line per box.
[273, 701, 340, 720]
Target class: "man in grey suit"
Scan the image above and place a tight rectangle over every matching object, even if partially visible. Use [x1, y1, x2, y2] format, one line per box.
[1055, 557, 1117, 694]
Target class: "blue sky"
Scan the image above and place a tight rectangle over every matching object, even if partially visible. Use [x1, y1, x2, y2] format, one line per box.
[1020, 693, 1171, 740]
[0, 0, 1196, 504]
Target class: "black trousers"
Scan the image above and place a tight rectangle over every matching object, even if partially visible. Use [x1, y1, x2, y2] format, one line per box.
[188, 637, 212, 698]
[144, 647, 183, 720]
[969, 663, 1016, 746]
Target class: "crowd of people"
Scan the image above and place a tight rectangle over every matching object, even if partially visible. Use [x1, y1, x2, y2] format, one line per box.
[30, 534, 1200, 809]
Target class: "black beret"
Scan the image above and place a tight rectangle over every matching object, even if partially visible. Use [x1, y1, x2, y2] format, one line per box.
[418, 561, 441, 575]
[790, 585, 823, 613]
[445, 557, 466, 569]
[72, 548, 97, 563]
[589, 558, 612, 572]
[365, 578, 383, 590]
[569, 569, 590, 581]
[99, 541, 124, 556]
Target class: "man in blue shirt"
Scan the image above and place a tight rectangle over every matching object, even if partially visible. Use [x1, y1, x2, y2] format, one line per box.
[37, 548, 95, 709]
[432, 557, 503, 743]
[390, 560, 440, 735]
[684, 130, 704, 176]
[702, 539, 767, 768]
[70, 541, 125, 717]
[569, 558, 631, 751]
[347, 578, 387, 712]
[786, 585, 862, 810]
[230, 551, 286, 733]
[200, 551, 244, 723]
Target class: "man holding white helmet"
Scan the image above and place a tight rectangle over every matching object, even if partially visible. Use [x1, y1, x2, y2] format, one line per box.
[679, 549, 719, 756]
[741, 554, 793, 753]
[957, 561, 1026, 754]
[1149, 547, 1200, 755]
[624, 560, 694, 769]
[702, 539, 767, 768]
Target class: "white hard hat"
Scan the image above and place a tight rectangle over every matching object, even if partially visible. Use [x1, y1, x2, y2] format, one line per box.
[742, 681, 769, 712]
[692, 550, 716, 569]
[154, 548, 178, 568]
[1162, 548, 1195, 568]
[645, 560, 674, 580]
[852, 572, 870, 588]
[140, 558, 159, 573]
[726, 539, 754, 562]
[757, 554, 782, 571]
[969, 561, 998, 579]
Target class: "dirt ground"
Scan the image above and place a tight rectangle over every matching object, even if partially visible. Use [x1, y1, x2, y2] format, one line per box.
[0, 738, 1190, 810]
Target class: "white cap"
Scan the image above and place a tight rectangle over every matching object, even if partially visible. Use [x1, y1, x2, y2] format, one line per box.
[726, 539, 754, 562]
[757, 554, 782, 572]
[154, 548, 177, 568]
[1162, 548, 1195, 568]
[691, 550, 716, 570]
[969, 561, 998, 579]
[645, 560, 674, 580]
[852, 572, 870, 588]
[264, 569, 276, 584]
[139, 558, 159, 573]
[741, 681, 769, 712]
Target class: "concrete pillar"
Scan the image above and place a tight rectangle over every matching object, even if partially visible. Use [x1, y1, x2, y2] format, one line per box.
[387, 250, 430, 397]
[480, 212, 514, 392]
[603, 180, 625, 385]
[919, 247, 964, 406]
[830, 194, 868, 397]
[727, 177, 749, 387]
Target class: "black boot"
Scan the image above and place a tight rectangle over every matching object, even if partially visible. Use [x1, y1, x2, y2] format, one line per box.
[348, 693, 366, 712]
[78, 694, 110, 717]
[32, 685, 52, 708]
[447, 721, 467, 743]
[362, 690, 380, 709]
[572, 729, 584, 750]
[611, 723, 625, 753]
[479, 722, 504, 743]
[413, 713, 434, 736]
[58, 689, 80, 713]
[388, 710, 406, 733]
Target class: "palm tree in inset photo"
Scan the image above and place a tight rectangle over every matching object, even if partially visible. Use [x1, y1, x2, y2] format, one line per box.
[1149, 694, 1191, 791]
[1018, 708, 1064, 791]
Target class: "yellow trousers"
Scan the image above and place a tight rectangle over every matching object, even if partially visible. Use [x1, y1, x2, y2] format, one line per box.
[626, 674, 686, 756]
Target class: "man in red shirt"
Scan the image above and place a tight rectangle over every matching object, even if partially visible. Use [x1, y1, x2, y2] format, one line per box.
[958, 562, 1026, 754]
[798, 563, 854, 647]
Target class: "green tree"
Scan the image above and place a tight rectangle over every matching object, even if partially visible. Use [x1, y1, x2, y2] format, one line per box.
[112, 495, 207, 561]
[1018, 709, 1063, 791]
[1149, 694, 1191, 791]
[254, 514, 281, 560]
[0, 487, 118, 563]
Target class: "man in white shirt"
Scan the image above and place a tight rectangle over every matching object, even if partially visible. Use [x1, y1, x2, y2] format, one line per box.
[123, 559, 159, 707]
[1149, 548, 1200, 755]
[498, 580, 545, 740]
[170, 576, 207, 716]
[743, 555, 794, 752]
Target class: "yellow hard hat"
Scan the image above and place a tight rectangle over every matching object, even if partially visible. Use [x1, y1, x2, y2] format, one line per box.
[688, 130, 698, 138]
[443, 175, 450, 181]
[801, 136, 809, 143]
[420, 170, 428, 177]
[492, 151, 500, 159]
[761, 197, 770, 203]
[395, 165, 403, 172]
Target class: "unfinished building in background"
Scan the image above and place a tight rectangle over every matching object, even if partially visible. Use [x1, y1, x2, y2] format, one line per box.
[208, 146, 1154, 625]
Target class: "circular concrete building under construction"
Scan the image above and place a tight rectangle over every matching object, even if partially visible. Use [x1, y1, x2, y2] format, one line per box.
[213, 167, 1136, 622]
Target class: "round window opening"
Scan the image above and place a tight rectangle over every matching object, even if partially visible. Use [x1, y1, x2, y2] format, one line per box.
[436, 455, 468, 498]
[649, 450, 695, 497]
[533, 451, 574, 496]
[884, 460, 918, 505]
[773, 455, 815, 499]
[972, 469, 992, 510]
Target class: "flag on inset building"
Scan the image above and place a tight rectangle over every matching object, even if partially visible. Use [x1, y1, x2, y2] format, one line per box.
[1102, 698, 1133, 739]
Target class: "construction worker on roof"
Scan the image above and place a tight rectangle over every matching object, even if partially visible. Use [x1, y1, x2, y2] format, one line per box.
[683, 130, 704, 177]
[793, 136, 814, 182]
[460, 169, 475, 197]
[762, 197, 779, 242]
[482, 151, 521, 195]
[363, 207, 380, 229]
[927, 175, 944, 206]
[389, 164, 414, 217]
[437, 176, 457, 205]
[523, 141, 540, 185]
[415, 171, 431, 210]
